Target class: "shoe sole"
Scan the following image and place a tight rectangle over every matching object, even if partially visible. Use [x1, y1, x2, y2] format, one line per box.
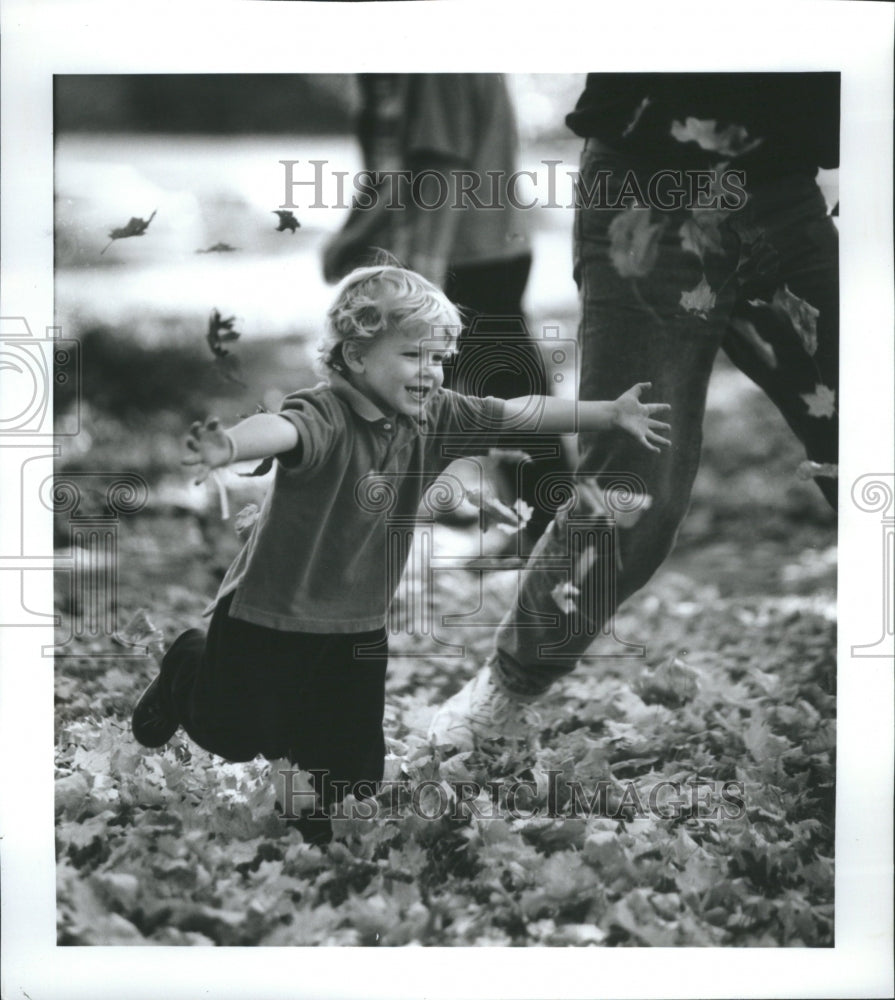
[131, 674, 178, 748]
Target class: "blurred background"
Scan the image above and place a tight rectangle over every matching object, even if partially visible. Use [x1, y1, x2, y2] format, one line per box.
[55, 74, 584, 343]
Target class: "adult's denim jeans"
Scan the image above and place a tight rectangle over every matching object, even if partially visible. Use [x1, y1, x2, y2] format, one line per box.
[492, 140, 839, 695]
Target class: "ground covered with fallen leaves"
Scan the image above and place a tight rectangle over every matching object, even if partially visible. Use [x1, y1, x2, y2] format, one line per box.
[54, 330, 836, 947]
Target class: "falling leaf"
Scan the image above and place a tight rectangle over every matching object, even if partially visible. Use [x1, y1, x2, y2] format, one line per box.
[239, 457, 274, 478]
[196, 242, 239, 254]
[800, 385, 836, 419]
[679, 277, 716, 318]
[206, 309, 246, 387]
[550, 581, 580, 614]
[608, 207, 666, 279]
[729, 317, 777, 369]
[234, 503, 261, 541]
[464, 488, 529, 533]
[670, 118, 763, 158]
[770, 285, 820, 356]
[622, 96, 651, 138]
[100, 210, 157, 254]
[555, 478, 652, 531]
[272, 210, 300, 233]
[796, 461, 838, 481]
[111, 609, 164, 657]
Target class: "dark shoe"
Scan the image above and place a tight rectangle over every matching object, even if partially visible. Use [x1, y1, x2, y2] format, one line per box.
[286, 813, 334, 846]
[132, 671, 178, 747]
[275, 802, 334, 846]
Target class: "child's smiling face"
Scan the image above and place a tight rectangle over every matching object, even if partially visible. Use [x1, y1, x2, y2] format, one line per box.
[347, 324, 452, 417]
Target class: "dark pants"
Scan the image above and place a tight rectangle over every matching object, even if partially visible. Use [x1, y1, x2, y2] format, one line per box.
[164, 592, 388, 807]
[444, 254, 570, 538]
[492, 141, 839, 695]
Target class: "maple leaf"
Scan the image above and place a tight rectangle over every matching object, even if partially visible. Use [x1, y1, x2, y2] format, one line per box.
[670, 118, 763, 158]
[679, 277, 716, 318]
[608, 207, 666, 279]
[272, 210, 300, 233]
[206, 308, 246, 387]
[100, 210, 157, 254]
[770, 285, 819, 356]
[196, 242, 239, 254]
[800, 385, 836, 419]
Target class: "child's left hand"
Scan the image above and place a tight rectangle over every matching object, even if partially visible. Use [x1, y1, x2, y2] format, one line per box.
[613, 383, 672, 453]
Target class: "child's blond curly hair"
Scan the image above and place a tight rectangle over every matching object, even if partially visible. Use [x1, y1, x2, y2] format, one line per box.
[319, 263, 461, 374]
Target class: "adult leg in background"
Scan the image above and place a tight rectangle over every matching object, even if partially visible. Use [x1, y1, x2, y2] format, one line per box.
[491, 154, 839, 697]
[722, 174, 839, 510]
[444, 254, 571, 541]
[488, 143, 733, 696]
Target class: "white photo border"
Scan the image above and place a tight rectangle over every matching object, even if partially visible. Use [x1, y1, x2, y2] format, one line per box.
[1, 1, 892, 998]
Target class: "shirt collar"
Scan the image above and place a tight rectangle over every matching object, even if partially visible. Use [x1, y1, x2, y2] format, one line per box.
[325, 371, 431, 429]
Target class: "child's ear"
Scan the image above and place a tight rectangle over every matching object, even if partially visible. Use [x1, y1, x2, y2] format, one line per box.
[342, 340, 366, 374]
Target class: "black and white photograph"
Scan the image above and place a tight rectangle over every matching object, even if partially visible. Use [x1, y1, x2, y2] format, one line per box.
[1, 1, 892, 998]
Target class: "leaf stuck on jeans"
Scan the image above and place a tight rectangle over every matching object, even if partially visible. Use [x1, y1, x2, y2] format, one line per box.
[679, 277, 717, 319]
[796, 461, 838, 481]
[670, 118, 763, 159]
[608, 208, 667, 279]
[800, 385, 836, 419]
[770, 285, 820, 356]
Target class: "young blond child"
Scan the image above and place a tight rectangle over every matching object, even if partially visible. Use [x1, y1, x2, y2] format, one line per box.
[131, 265, 671, 841]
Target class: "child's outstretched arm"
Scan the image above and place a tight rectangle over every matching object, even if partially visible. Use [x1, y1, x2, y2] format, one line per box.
[501, 382, 672, 453]
[182, 414, 299, 484]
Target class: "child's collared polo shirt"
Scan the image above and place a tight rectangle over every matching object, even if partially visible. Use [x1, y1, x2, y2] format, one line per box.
[210, 374, 506, 633]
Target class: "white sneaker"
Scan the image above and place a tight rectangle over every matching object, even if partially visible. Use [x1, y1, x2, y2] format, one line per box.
[428, 664, 541, 751]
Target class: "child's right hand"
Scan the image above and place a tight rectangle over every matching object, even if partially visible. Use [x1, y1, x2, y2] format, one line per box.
[182, 417, 235, 484]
